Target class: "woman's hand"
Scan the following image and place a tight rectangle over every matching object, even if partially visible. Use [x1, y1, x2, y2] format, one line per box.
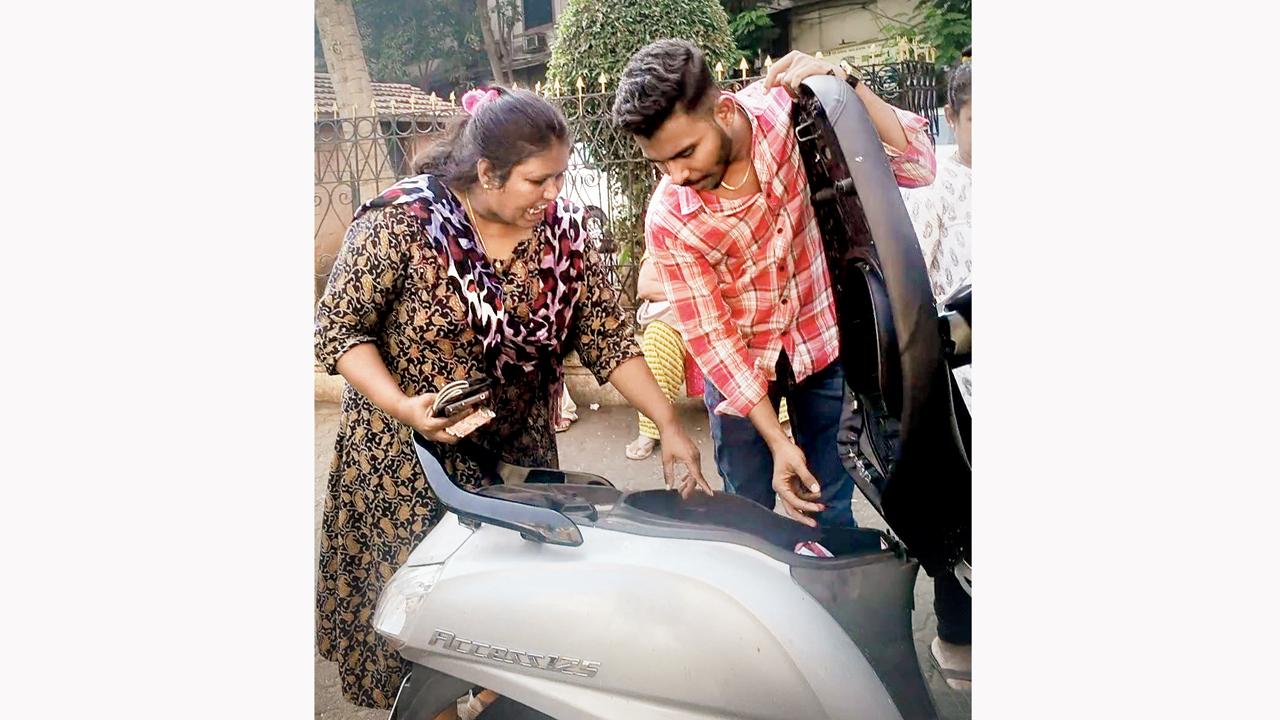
[657, 422, 713, 498]
[395, 393, 490, 445]
[605, 356, 711, 497]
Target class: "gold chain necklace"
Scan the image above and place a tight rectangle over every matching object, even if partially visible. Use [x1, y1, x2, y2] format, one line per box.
[461, 191, 489, 256]
[719, 105, 753, 192]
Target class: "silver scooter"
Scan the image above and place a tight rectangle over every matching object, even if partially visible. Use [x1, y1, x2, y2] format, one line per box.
[373, 75, 972, 720]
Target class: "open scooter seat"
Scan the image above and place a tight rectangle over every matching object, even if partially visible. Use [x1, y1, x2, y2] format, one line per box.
[621, 489, 820, 549]
[605, 489, 890, 563]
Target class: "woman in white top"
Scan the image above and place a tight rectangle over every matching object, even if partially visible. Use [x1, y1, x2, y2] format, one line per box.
[904, 56, 971, 410]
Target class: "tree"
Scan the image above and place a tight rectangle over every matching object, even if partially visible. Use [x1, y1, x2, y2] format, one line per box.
[313, 0, 518, 92]
[351, 0, 487, 91]
[316, 0, 378, 118]
[476, 0, 522, 85]
[722, 1, 780, 63]
[315, 0, 388, 298]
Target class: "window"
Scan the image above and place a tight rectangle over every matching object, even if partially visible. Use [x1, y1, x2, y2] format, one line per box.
[522, 0, 553, 29]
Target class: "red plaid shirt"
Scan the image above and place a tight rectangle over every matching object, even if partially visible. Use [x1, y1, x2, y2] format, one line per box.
[646, 81, 935, 417]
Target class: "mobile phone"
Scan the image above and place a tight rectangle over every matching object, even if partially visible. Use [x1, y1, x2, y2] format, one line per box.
[437, 390, 490, 418]
[431, 376, 493, 418]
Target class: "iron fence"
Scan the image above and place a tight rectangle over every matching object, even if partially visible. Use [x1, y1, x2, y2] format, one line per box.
[314, 62, 942, 308]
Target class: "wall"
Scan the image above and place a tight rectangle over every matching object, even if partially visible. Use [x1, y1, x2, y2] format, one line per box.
[789, 0, 920, 55]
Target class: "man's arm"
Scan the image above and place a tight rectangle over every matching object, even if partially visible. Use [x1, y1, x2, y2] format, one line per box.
[852, 81, 908, 151]
[764, 51, 936, 187]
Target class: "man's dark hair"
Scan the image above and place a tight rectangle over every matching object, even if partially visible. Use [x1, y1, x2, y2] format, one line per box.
[612, 39, 717, 138]
[947, 60, 971, 111]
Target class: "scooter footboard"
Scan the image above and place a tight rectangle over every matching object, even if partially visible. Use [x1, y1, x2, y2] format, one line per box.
[387, 663, 472, 720]
[792, 554, 938, 720]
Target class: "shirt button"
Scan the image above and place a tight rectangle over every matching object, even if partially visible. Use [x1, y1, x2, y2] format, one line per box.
[778, 263, 787, 272]
[776, 226, 784, 234]
[781, 297, 789, 305]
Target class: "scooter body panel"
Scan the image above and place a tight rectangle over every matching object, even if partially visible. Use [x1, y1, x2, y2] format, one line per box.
[386, 518, 904, 720]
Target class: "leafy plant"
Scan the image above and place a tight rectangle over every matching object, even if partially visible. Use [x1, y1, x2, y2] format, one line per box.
[546, 0, 738, 91]
[878, 0, 971, 67]
[728, 8, 779, 62]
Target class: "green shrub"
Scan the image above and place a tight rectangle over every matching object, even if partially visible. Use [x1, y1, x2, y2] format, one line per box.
[546, 0, 738, 92]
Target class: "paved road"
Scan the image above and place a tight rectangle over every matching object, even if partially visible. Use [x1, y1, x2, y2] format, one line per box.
[314, 400, 971, 719]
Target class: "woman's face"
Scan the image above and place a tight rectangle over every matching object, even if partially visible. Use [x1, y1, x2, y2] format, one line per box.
[946, 101, 971, 165]
[483, 141, 570, 228]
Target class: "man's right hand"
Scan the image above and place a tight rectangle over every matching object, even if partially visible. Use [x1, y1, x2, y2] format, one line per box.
[770, 440, 825, 527]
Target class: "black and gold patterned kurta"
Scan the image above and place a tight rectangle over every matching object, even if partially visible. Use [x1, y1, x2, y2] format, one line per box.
[314, 198, 639, 709]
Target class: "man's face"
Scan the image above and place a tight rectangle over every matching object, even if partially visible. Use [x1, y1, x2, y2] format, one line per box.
[635, 97, 735, 191]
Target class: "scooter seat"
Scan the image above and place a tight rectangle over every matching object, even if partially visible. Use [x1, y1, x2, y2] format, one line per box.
[619, 489, 822, 549]
[607, 490, 892, 565]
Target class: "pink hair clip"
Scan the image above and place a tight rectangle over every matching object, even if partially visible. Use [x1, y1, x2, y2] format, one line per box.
[461, 87, 501, 116]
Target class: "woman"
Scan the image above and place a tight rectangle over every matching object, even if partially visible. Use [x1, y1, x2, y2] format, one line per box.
[314, 85, 710, 711]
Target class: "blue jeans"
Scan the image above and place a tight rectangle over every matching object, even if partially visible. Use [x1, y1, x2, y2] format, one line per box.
[704, 357, 857, 528]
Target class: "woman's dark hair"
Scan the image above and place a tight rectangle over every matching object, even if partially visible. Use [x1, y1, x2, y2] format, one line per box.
[613, 39, 717, 138]
[947, 58, 971, 111]
[412, 86, 569, 187]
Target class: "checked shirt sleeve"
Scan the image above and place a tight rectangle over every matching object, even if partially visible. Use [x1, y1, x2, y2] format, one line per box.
[882, 106, 937, 189]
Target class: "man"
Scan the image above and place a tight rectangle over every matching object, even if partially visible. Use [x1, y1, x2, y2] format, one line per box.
[612, 40, 935, 528]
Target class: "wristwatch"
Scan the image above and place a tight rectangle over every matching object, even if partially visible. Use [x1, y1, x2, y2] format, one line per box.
[827, 63, 861, 89]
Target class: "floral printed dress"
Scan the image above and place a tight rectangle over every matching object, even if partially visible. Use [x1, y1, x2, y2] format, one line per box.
[314, 179, 639, 709]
